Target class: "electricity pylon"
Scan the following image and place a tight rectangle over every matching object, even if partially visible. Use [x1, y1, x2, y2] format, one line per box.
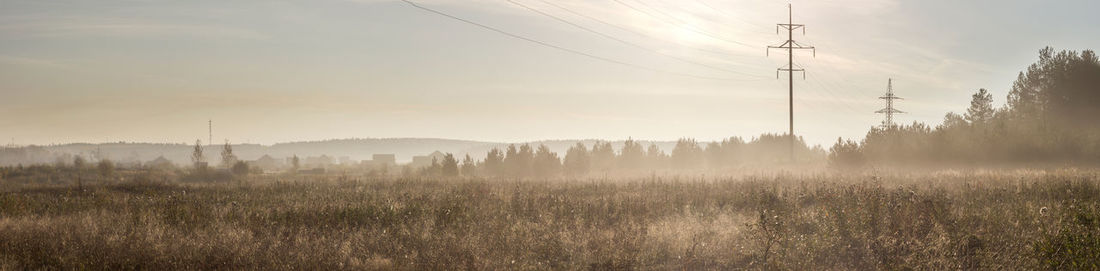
[876, 79, 905, 128]
[767, 4, 815, 162]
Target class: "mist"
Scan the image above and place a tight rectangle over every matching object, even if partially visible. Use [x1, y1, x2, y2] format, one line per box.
[2, 0, 1099, 269]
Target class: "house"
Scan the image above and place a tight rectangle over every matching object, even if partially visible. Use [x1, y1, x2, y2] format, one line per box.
[250, 155, 282, 172]
[338, 156, 354, 165]
[303, 155, 333, 168]
[409, 151, 445, 168]
[372, 154, 396, 166]
[361, 154, 397, 171]
[148, 156, 173, 167]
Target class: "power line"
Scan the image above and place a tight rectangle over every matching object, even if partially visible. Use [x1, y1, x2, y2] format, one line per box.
[673, 0, 774, 36]
[401, 0, 761, 82]
[505, 0, 769, 78]
[796, 36, 881, 97]
[694, 0, 773, 33]
[533, 0, 760, 60]
[804, 72, 865, 114]
[793, 59, 867, 114]
[628, 0, 755, 46]
[611, 0, 755, 48]
[640, 0, 775, 37]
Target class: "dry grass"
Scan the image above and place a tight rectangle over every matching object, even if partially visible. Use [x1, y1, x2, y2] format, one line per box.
[0, 170, 1097, 270]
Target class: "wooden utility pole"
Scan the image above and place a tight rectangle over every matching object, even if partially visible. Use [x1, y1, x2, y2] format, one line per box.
[767, 4, 815, 162]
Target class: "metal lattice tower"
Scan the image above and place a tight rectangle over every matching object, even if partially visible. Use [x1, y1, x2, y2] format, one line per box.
[875, 79, 905, 128]
[208, 119, 212, 146]
[767, 4, 815, 162]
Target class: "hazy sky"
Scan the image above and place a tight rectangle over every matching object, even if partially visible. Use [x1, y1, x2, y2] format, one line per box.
[2, 0, 1097, 146]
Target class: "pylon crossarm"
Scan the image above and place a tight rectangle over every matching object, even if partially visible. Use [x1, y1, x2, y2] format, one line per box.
[778, 24, 804, 30]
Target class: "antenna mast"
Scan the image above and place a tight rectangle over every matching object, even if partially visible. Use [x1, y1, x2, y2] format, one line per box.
[767, 4, 815, 162]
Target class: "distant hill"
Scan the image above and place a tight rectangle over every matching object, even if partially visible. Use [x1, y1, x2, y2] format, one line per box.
[0, 138, 678, 166]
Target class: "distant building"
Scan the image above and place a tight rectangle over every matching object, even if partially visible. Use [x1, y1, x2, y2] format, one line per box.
[361, 154, 397, 171]
[409, 151, 445, 168]
[372, 154, 396, 165]
[303, 155, 333, 168]
[338, 156, 354, 165]
[148, 156, 174, 168]
[250, 155, 282, 172]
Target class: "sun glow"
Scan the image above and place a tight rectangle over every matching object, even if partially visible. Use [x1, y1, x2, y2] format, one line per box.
[664, 12, 718, 46]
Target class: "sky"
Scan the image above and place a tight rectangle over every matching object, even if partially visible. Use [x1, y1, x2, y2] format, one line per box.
[1, 0, 1097, 147]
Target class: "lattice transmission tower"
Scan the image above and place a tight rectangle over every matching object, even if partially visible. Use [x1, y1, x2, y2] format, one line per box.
[876, 79, 905, 128]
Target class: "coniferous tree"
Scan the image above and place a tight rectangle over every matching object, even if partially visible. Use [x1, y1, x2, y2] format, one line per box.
[532, 145, 561, 177]
[590, 141, 615, 173]
[644, 143, 667, 169]
[440, 153, 459, 176]
[670, 138, 703, 169]
[704, 141, 724, 169]
[483, 148, 504, 176]
[461, 154, 477, 176]
[720, 137, 746, 167]
[515, 144, 534, 176]
[563, 143, 590, 175]
[426, 157, 442, 176]
[965, 88, 995, 124]
[828, 138, 864, 169]
[617, 138, 645, 170]
[504, 145, 520, 176]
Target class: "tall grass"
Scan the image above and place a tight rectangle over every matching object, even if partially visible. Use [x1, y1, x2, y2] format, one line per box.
[0, 170, 1097, 270]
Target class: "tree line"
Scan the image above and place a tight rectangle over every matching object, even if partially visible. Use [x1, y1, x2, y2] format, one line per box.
[830, 47, 1100, 167]
[421, 134, 825, 177]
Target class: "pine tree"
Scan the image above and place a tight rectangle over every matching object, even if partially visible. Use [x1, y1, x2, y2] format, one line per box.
[617, 138, 644, 170]
[965, 88, 995, 124]
[483, 148, 504, 176]
[441, 153, 459, 176]
[533, 144, 561, 177]
[670, 138, 703, 169]
[461, 154, 477, 176]
[645, 143, 666, 169]
[590, 141, 615, 173]
[563, 142, 590, 175]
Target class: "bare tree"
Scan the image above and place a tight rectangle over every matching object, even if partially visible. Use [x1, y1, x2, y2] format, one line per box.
[192, 140, 207, 170]
[221, 140, 238, 168]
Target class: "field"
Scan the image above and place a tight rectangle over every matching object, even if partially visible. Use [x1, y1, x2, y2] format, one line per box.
[1, 170, 1098, 270]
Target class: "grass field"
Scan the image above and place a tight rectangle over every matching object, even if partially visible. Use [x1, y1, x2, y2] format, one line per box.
[1, 170, 1098, 270]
